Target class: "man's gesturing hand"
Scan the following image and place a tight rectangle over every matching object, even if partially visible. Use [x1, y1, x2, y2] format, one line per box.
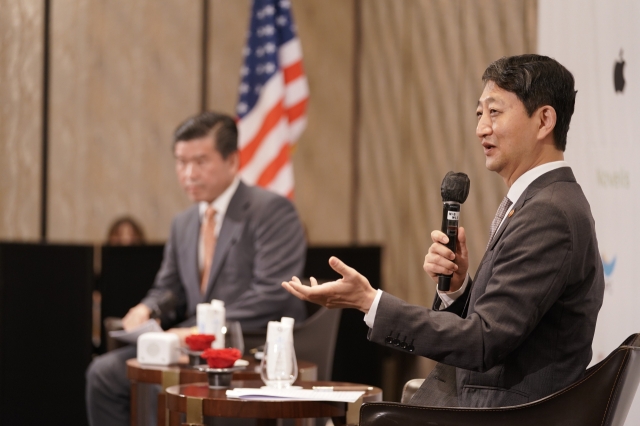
[423, 226, 469, 293]
[282, 256, 378, 313]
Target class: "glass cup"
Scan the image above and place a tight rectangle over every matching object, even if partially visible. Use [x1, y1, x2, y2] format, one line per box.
[223, 321, 244, 356]
[260, 340, 298, 388]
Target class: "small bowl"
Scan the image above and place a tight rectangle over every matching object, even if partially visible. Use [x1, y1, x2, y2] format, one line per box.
[196, 364, 247, 389]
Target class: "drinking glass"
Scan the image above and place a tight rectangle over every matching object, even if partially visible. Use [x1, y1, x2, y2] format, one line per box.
[223, 321, 245, 356]
[260, 340, 298, 388]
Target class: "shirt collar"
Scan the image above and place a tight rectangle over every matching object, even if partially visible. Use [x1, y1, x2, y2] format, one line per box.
[506, 161, 569, 205]
[198, 177, 240, 220]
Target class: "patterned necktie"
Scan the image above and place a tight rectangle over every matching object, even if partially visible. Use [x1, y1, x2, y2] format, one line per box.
[200, 207, 217, 294]
[487, 196, 512, 247]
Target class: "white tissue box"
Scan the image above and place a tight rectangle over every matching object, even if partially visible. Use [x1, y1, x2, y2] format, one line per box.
[137, 332, 180, 366]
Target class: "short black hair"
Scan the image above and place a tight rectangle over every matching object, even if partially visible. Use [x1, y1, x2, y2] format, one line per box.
[173, 111, 238, 159]
[482, 54, 577, 151]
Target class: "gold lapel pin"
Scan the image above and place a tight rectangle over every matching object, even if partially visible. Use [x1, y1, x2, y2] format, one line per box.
[508, 209, 515, 218]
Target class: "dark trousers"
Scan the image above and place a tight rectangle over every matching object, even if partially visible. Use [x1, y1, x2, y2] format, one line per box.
[86, 345, 159, 426]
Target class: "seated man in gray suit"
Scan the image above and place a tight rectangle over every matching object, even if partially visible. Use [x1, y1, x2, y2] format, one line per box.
[283, 54, 604, 408]
[87, 111, 307, 426]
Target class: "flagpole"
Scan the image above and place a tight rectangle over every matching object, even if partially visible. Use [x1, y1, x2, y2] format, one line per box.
[350, 0, 362, 244]
[201, 0, 210, 112]
[41, 0, 51, 242]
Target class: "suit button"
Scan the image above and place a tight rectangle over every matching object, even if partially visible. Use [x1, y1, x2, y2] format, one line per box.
[385, 337, 393, 344]
[385, 332, 394, 344]
[392, 333, 401, 346]
[407, 345, 415, 352]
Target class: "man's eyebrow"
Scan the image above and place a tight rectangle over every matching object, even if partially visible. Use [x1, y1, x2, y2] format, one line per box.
[477, 96, 497, 108]
[175, 154, 207, 160]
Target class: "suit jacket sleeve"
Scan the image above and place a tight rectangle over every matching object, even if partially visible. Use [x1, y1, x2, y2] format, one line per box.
[140, 217, 187, 328]
[369, 196, 575, 372]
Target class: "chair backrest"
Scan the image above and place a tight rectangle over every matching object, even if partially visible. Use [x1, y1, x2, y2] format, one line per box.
[360, 333, 640, 426]
[293, 302, 342, 381]
[99, 245, 165, 353]
[603, 333, 640, 426]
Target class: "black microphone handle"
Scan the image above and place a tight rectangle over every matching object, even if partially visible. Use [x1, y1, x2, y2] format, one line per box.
[437, 202, 460, 292]
[438, 275, 452, 292]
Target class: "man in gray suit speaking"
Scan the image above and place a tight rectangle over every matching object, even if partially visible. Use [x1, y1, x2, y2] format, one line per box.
[87, 111, 306, 425]
[283, 54, 604, 408]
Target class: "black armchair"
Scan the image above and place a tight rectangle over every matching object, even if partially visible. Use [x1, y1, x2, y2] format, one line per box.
[360, 333, 640, 426]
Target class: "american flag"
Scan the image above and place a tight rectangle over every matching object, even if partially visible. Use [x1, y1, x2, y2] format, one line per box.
[236, 0, 309, 198]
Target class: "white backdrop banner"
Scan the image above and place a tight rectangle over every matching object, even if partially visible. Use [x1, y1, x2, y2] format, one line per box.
[539, 0, 640, 422]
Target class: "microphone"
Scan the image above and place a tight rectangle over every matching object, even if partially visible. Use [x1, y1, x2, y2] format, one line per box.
[438, 171, 470, 292]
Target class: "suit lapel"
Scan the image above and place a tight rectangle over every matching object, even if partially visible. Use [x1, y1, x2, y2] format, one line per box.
[487, 196, 523, 252]
[467, 198, 517, 305]
[181, 207, 201, 299]
[203, 182, 249, 299]
[486, 167, 575, 252]
[470, 167, 576, 310]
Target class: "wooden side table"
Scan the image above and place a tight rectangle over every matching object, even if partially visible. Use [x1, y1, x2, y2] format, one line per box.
[127, 358, 318, 426]
[165, 380, 383, 426]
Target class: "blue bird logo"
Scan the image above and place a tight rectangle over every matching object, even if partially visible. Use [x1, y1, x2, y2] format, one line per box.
[602, 255, 617, 278]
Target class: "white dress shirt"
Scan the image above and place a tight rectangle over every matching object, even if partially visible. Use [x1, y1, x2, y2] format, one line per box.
[197, 177, 240, 271]
[364, 161, 569, 328]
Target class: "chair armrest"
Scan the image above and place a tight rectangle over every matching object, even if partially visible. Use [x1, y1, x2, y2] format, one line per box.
[103, 316, 127, 352]
[359, 402, 518, 426]
[401, 378, 425, 404]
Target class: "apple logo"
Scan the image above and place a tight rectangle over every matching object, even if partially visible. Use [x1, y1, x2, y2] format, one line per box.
[614, 49, 625, 93]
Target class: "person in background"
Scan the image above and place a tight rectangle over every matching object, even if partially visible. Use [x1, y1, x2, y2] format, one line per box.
[106, 216, 146, 245]
[86, 111, 307, 426]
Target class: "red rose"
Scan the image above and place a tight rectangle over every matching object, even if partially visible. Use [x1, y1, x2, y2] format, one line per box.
[201, 348, 242, 368]
[185, 334, 216, 351]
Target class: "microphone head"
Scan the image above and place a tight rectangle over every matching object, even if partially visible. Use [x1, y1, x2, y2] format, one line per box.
[441, 171, 470, 203]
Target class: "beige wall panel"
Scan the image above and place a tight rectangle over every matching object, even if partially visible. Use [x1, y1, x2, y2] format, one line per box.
[0, 0, 43, 241]
[402, 0, 467, 382]
[405, 0, 463, 307]
[207, 0, 250, 115]
[289, 0, 354, 244]
[357, 0, 409, 300]
[48, 0, 201, 243]
[356, 1, 410, 397]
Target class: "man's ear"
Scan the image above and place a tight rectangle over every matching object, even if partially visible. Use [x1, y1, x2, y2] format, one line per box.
[227, 150, 240, 173]
[537, 105, 557, 141]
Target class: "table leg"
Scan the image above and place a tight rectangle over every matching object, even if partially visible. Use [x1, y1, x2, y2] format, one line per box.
[130, 381, 138, 426]
[157, 392, 166, 426]
[168, 409, 182, 426]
